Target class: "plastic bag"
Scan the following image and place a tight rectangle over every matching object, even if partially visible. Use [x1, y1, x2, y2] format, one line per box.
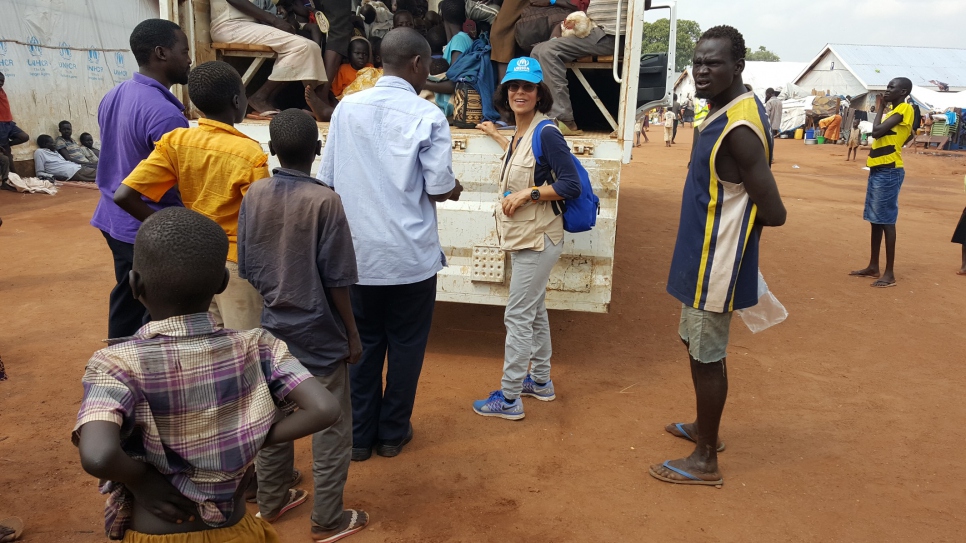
[736, 270, 788, 333]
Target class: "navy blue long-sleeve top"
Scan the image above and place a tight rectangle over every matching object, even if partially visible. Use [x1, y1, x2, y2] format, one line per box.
[506, 125, 582, 199]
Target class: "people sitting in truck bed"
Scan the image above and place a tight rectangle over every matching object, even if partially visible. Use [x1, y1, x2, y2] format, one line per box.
[332, 38, 374, 99]
[531, 0, 627, 135]
[34, 134, 97, 182]
[211, 0, 357, 121]
[393, 9, 415, 28]
[277, 1, 323, 50]
[55, 121, 98, 166]
[359, 0, 394, 40]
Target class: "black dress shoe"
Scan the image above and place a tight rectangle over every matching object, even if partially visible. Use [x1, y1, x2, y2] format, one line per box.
[351, 447, 372, 462]
[375, 424, 414, 458]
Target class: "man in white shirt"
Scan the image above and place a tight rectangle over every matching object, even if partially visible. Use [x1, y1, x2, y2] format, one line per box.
[34, 134, 96, 181]
[318, 28, 463, 461]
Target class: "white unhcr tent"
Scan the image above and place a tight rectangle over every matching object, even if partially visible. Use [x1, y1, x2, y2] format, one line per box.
[0, 0, 160, 162]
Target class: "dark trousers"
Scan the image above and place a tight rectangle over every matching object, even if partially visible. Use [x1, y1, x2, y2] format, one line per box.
[673, 118, 679, 141]
[350, 275, 437, 448]
[101, 231, 150, 338]
[0, 146, 16, 176]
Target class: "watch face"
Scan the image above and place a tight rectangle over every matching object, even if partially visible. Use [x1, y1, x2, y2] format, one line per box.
[531, 189, 540, 200]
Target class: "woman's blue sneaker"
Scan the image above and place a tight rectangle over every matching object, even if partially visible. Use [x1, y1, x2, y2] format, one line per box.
[472, 390, 525, 420]
[521, 374, 556, 401]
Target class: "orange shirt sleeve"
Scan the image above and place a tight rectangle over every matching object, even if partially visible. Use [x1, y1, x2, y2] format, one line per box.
[332, 64, 360, 98]
[121, 134, 179, 202]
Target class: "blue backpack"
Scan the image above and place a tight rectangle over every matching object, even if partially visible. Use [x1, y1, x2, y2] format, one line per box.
[531, 120, 600, 233]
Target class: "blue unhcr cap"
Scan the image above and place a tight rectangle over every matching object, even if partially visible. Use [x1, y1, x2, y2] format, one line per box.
[501, 57, 543, 85]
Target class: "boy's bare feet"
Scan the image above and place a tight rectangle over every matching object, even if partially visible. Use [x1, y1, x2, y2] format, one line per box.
[304, 85, 334, 122]
[649, 456, 722, 486]
[849, 266, 880, 278]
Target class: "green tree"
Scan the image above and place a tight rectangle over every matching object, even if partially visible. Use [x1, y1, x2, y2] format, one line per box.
[745, 46, 781, 62]
[641, 18, 702, 72]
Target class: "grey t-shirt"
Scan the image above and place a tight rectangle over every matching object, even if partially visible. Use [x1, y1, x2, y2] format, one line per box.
[238, 168, 358, 376]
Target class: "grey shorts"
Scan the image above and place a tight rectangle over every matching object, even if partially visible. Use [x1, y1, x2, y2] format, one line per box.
[678, 304, 733, 363]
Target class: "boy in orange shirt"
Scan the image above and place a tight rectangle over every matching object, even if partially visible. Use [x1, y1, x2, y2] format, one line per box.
[113, 60, 273, 334]
[331, 38, 373, 99]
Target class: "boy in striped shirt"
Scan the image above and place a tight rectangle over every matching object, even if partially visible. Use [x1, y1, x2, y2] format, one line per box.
[73, 208, 340, 542]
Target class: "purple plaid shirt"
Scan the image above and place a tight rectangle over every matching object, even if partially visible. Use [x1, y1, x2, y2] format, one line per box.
[72, 313, 312, 539]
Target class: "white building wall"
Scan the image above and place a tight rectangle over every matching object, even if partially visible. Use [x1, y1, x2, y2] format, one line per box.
[795, 51, 868, 98]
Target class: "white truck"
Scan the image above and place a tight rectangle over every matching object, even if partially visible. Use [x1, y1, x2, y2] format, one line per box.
[162, 0, 678, 313]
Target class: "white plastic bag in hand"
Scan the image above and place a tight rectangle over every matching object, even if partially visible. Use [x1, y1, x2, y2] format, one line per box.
[736, 270, 787, 333]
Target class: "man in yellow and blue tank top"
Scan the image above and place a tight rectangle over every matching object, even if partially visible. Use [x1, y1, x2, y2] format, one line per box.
[650, 26, 787, 487]
[849, 78, 914, 288]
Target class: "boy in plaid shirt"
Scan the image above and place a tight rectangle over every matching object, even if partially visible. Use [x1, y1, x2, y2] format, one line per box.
[73, 207, 341, 542]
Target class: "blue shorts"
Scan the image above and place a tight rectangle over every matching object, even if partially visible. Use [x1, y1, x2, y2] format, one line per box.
[678, 304, 733, 363]
[863, 167, 905, 225]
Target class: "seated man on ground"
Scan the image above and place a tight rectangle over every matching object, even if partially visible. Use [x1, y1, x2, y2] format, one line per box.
[531, 0, 627, 135]
[55, 120, 98, 166]
[34, 134, 96, 181]
[79, 132, 100, 162]
[74, 206, 340, 542]
[211, 0, 336, 119]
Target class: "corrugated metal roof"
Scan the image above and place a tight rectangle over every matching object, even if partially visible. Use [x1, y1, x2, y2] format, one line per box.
[826, 44, 966, 89]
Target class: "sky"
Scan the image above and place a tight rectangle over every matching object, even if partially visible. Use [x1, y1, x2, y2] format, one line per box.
[643, 0, 966, 62]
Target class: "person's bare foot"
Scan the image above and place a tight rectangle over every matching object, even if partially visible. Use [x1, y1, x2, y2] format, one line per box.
[304, 85, 333, 122]
[850, 266, 880, 278]
[649, 456, 722, 486]
[957, 268, 966, 276]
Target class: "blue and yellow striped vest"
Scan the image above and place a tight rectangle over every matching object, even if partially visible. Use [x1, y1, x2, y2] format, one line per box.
[667, 91, 773, 313]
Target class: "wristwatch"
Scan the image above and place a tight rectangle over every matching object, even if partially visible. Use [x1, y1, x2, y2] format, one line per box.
[531, 188, 541, 201]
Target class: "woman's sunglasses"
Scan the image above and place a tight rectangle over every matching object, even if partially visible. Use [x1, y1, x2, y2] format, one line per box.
[507, 82, 537, 93]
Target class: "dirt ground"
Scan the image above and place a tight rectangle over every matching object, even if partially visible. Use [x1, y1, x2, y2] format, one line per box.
[2, 135, 966, 542]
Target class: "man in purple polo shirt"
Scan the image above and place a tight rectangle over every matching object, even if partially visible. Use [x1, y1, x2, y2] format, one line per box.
[91, 19, 192, 338]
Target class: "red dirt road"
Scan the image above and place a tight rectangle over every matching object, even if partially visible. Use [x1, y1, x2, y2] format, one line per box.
[2, 137, 965, 542]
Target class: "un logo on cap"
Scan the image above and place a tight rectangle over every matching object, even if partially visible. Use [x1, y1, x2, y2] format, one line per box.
[518, 58, 530, 67]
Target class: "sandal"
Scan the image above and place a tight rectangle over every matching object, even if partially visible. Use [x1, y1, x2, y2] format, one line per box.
[311, 510, 369, 543]
[255, 488, 308, 523]
[0, 517, 24, 542]
[665, 422, 726, 452]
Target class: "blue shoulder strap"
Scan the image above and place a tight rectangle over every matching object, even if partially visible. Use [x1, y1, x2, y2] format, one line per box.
[530, 120, 557, 163]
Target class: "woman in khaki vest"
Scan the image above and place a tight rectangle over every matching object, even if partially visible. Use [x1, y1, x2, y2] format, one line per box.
[472, 57, 581, 420]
